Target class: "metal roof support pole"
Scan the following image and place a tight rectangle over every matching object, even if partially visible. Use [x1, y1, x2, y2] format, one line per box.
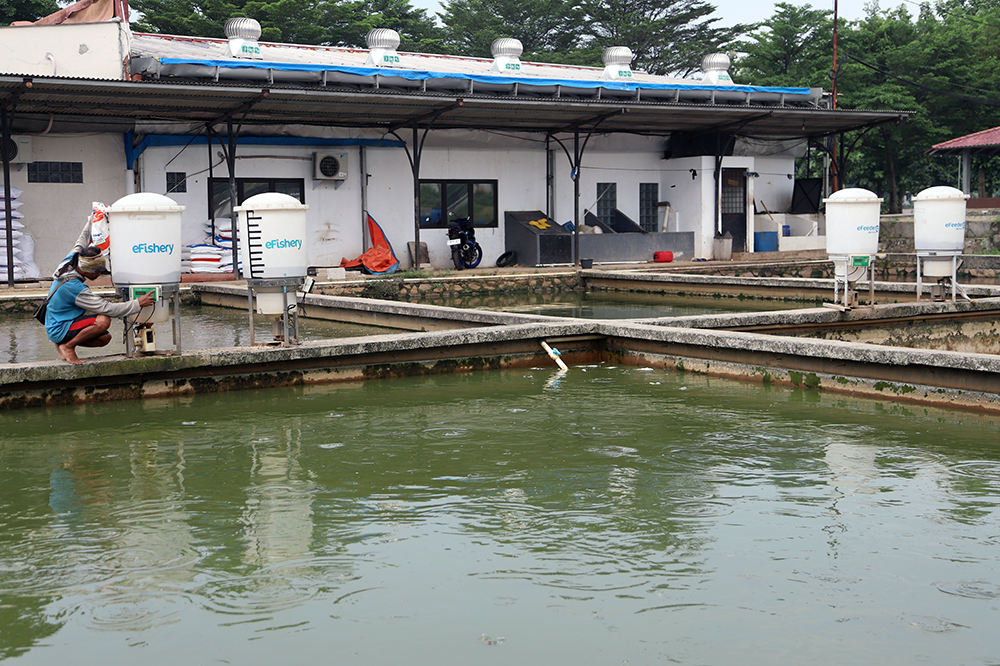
[2, 106, 14, 288]
[412, 120, 422, 270]
[360, 146, 370, 251]
[714, 133, 723, 237]
[545, 135, 552, 220]
[574, 129, 580, 265]
[207, 125, 216, 240]
[961, 148, 971, 195]
[389, 103, 463, 270]
[210, 120, 243, 279]
[548, 114, 622, 266]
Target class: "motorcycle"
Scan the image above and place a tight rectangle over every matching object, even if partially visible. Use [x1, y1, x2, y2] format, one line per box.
[447, 217, 483, 270]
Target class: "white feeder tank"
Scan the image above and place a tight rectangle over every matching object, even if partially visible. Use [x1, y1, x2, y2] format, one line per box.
[914, 186, 968, 276]
[108, 192, 185, 324]
[824, 188, 882, 257]
[235, 192, 309, 316]
[823, 188, 882, 308]
[235, 192, 309, 279]
[109, 193, 185, 284]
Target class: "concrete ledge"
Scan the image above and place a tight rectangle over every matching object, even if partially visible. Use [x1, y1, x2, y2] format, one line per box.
[3, 309, 1000, 413]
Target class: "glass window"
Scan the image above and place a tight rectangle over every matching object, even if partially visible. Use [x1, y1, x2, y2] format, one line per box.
[639, 183, 659, 232]
[472, 183, 496, 227]
[596, 182, 617, 226]
[418, 180, 498, 228]
[209, 178, 305, 222]
[166, 172, 187, 194]
[27, 162, 83, 184]
[445, 182, 470, 223]
[420, 182, 443, 227]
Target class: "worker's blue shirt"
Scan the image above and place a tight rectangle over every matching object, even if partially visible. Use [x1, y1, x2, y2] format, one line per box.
[44, 276, 86, 344]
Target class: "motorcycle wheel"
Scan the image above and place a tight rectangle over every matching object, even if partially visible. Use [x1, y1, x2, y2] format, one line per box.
[462, 243, 483, 269]
[451, 247, 464, 270]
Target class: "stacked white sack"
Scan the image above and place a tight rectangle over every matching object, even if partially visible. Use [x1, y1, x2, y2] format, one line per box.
[1, 185, 41, 279]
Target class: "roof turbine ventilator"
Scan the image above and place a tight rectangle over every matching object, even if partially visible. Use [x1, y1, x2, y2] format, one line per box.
[366, 28, 401, 67]
[601, 46, 633, 80]
[490, 37, 523, 74]
[700, 53, 734, 86]
[224, 18, 263, 60]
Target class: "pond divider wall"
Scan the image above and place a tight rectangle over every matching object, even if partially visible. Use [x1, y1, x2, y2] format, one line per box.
[3, 287, 1000, 412]
[3, 272, 1000, 412]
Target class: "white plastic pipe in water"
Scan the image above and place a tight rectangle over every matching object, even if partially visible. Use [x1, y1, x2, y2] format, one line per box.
[540, 341, 568, 371]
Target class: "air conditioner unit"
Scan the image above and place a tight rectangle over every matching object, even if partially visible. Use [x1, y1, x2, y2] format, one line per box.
[314, 152, 348, 180]
[2, 135, 33, 164]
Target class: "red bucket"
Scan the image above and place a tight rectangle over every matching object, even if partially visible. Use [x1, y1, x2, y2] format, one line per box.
[653, 251, 673, 263]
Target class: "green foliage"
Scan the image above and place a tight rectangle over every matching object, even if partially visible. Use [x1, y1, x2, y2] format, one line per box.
[738, 1, 1000, 212]
[340, 0, 446, 52]
[1, 0, 60, 25]
[438, 0, 585, 60]
[581, 0, 739, 76]
[733, 2, 833, 88]
[130, 0, 443, 48]
[438, 0, 736, 73]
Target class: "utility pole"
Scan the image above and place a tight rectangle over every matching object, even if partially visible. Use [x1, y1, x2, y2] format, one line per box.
[831, 0, 840, 192]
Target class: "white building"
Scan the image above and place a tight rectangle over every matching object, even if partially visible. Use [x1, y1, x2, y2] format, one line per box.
[0, 1, 902, 278]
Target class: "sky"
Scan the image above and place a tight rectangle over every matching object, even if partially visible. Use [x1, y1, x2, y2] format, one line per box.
[408, 0, 874, 27]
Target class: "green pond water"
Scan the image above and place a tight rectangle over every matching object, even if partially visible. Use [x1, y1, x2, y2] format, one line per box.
[1, 366, 999, 665]
[438, 290, 815, 319]
[0, 306, 395, 365]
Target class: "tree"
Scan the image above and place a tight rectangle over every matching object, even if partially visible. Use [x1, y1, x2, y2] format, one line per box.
[131, 0, 443, 50]
[1, 0, 61, 25]
[331, 0, 446, 52]
[580, 0, 739, 76]
[732, 2, 833, 88]
[438, 0, 586, 60]
[837, 2, 1000, 210]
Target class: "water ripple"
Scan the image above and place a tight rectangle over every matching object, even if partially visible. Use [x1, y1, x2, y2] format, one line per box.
[948, 460, 1000, 481]
[671, 500, 734, 519]
[934, 580, 1000, 600]
[86, 591, 186, 632]
[195, 576, 319, 615]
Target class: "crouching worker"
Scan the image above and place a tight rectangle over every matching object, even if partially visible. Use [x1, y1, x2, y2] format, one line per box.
[45, 243, 154, 365]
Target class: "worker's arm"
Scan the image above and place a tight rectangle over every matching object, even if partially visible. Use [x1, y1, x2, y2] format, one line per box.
[74, 288, 144, 318]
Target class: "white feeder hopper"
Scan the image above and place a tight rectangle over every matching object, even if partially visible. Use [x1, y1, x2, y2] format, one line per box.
[235, 192, 309, 345]
[109, 192, 185, 285]
[107, 192, 186, 353]
[823, 188, 882, 308]
[913, 185, 969, 300]
[235, 192, 309, 282]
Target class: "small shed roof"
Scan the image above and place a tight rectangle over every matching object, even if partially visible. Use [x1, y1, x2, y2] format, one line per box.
[928, 126, 1000, 156]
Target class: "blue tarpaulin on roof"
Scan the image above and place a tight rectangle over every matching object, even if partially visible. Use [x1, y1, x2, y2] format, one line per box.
[156, 58, 812, 96]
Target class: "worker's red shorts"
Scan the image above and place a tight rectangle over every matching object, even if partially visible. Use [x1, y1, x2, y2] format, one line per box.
[58, 314, 99, 344]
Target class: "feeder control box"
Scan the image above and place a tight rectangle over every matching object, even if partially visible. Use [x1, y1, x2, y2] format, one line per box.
[129, 285, 161, 302]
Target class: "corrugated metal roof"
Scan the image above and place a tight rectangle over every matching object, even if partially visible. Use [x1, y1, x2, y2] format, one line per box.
[130, 32, 819, 107]
[132, 33, 694, 85]
[0, 74, 907, 139]
[0, 27, 909, 140]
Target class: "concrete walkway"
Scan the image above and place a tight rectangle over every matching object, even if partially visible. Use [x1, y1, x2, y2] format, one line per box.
[4, 259, 1000, 413]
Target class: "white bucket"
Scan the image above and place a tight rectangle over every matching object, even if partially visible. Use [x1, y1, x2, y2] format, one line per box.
[235, 193, 309, 279]
[108, 193, 185, 285]
[255, 287, 298, 316]
[824, 188, 882, 257]
[129, 300, 172, 324]
[913, 186, 968, 253]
